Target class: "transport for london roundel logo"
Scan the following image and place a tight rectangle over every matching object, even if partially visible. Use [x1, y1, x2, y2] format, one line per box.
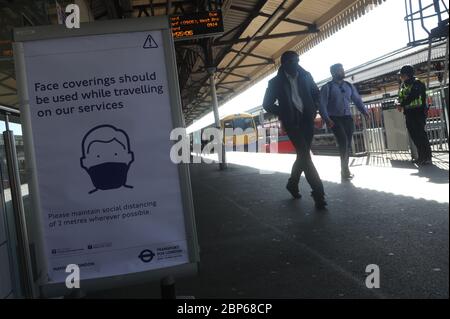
[139, 249, 155, 263]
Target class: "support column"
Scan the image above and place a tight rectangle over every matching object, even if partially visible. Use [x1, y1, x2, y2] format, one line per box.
[75, 0, 95, 22]
[3, 115, 35, 298]
[167, 0, 172, 15]
[441, 36, 449, 139]
[207, 67, 226, 170]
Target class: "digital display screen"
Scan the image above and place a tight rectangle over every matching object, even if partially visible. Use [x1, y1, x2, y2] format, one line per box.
[170, 11, 224, 41]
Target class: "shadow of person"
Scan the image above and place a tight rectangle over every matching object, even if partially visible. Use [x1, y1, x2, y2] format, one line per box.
[411, 164, 449, 184]
[389, 160, 418, 169]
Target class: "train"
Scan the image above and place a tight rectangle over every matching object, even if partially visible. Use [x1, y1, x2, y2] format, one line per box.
[190, 93, 446, 156]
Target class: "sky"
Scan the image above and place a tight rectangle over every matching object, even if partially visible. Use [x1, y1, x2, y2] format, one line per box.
[186, 0, 446, 133]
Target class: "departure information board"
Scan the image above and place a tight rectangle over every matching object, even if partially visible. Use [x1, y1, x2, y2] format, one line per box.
[170, 11, 224, 40]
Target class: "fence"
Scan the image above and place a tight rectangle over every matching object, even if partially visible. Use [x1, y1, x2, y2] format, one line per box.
[348, 87, 448, 155]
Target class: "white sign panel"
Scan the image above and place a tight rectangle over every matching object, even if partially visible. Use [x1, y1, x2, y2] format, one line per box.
[21, 30, 190, 283]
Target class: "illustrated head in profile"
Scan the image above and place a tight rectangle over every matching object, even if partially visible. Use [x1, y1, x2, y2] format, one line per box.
[80, 125, 134, 194]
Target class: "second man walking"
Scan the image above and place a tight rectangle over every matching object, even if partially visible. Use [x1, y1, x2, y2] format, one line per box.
[320, 63, 369, 180]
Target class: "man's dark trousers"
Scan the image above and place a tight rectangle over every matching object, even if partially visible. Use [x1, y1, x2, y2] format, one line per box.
[404, 108, 432, 161]
[285, 121, 324, 199]
[330, 116, 354, 176]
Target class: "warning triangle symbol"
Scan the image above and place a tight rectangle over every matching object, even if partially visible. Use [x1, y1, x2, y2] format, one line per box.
[143, 35, 158, 49]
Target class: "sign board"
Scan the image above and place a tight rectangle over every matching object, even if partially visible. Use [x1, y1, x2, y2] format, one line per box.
[13, 17, 199, 296]
[170, 10, 224, 41]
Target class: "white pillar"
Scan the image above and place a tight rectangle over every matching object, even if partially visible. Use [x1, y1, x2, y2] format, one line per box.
[207, 67, 226, 169]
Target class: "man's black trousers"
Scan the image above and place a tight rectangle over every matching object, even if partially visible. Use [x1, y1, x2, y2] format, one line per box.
[404, 108, 432, 161]
[285, 124, 324, 198]
[330, 115, 354, 176]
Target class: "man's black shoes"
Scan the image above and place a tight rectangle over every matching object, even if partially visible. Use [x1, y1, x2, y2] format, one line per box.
[287, 182, 328, 209]
[286, 181, 302, 199]
[313, 196, 328, 210]
[341, 172, 354, 180]
[311, 192, 327, 210]
[417, 158, 433, 166]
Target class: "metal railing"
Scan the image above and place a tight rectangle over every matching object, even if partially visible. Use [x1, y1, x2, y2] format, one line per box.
[347, 87, 449, 155]
[426, 88, 449, 152]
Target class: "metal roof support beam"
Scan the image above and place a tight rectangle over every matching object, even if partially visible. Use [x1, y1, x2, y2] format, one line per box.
[0, 92, 15, 97]
[215, 0, 300, 85]
[185, 0, 267, 114]
[219, 71, 250, 80]
[229, 4, 263, 13]
[173, 2, 186, 14]
[217, 85, 234, 92]
[2, 1, 49, 26]
[192, 61, 274, 74]
[211, 0, 268, 65]
[192, 0, 274, 108]
[219, 62, 275, 71]
[215, 23, 245, 42]
[229, 49, 274, 63]
[0, 75, 10, 82]
[133, 0, 191, 11]
[136, 6, 150, 17]
[197, 0, 290, 109]
[150, 0, 155, 16]
[220, 79, 251, 85]
[181, 46, 206, 65]
[103, 0, 119, 19]
[214, 29, 319, 47]
[277, 17, 315, 29]
[0, 69, 14, 78]
[189, 70, 208, 75]
[0, 82, 15, 92]
[118, 0, 134, 18]
[230, 5, 316, 29]
[183, 84, 202, 91]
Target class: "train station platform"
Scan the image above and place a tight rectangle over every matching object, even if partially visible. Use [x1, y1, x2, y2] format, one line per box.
[92, 152, 449, 299]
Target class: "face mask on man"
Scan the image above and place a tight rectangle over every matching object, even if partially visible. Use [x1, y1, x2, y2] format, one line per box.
[281, 52, 300, 76]
[87, 162, 131, 192]
[80, 125, 134, 194]
[332, 69, 345, 81]
[284, 62, 299, 75]
[330, 64, 346, 81]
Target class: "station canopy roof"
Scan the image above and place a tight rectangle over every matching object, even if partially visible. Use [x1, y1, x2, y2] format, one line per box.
[0, 0, 387, 125]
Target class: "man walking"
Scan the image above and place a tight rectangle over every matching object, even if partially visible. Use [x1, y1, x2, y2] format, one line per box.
[320, 63, 369, 180]
[263, 51, 327, 209]
[397, 65, 432, 165]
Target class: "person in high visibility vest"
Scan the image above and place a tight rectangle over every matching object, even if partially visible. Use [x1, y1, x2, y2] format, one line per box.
[397, 65, 432, 165]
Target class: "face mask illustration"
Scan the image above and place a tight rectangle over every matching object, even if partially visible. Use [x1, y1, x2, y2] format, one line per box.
[80, 125, 134, 194]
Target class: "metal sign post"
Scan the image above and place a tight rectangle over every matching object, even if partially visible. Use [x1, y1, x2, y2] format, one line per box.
[2, 115, 36, 298]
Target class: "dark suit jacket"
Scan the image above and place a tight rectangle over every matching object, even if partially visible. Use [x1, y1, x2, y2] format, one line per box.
[262, 66, 321, 130]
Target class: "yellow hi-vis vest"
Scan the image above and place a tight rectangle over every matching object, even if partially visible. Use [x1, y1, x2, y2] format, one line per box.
[398, 80, 424, 109]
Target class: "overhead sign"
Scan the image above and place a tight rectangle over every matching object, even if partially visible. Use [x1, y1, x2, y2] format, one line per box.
[170, 10, 224, 41]
[13, 18, 198, 291]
